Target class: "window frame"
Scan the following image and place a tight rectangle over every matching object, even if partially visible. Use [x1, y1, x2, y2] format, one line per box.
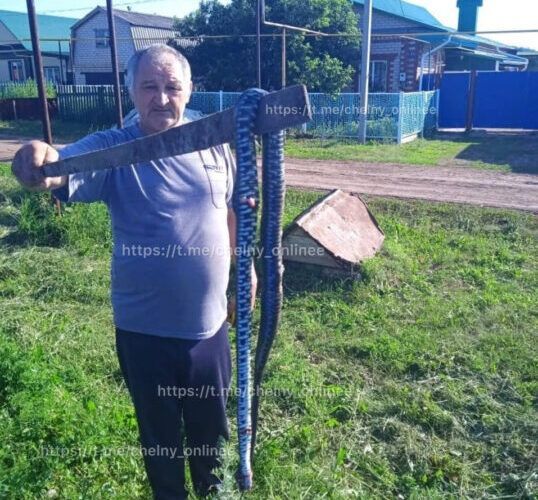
[369, 60, 389, 92]
[8, 59, 25, 81]
[44, 66, 61, 83]
[94, 28, 110, 48]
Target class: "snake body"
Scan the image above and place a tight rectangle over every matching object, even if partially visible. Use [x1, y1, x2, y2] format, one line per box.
[233, 89, 285, 490]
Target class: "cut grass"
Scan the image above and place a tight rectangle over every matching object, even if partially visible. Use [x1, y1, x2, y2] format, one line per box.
[0, 163, 537, 498]
[285, 137, 470, 166]
[285, 134, 538, 174]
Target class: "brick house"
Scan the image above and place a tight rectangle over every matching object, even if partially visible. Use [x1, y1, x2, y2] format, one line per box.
[352, 0, 528, 92]
[71, 7, 186, 85]
[0, 10, 74, 83]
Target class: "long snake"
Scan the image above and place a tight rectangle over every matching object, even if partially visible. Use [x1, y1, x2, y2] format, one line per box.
[233, 88, 285, 490]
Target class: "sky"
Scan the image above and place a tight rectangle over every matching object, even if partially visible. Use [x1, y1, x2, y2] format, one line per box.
[0, 0, 537, 49]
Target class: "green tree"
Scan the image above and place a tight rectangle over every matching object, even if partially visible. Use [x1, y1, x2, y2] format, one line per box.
[173, 0, 360, 93]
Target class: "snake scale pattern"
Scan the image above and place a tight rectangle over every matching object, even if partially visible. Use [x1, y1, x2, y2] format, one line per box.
[233, 88, 285, 490]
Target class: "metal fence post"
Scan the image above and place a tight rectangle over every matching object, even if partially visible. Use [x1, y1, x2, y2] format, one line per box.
[219, 90, 223, 112]
[301, 92, 309, 134]
[418, 90, 422, 139]
[397, 92, 404, 144]
[435, 89, 440, 130]
[465, 70, 477, 133]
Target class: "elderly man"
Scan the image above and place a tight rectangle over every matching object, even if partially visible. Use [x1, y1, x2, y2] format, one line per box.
[12, 44, 256, 499]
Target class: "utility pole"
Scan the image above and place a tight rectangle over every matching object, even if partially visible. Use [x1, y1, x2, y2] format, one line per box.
[26, 0, 52, 145]
[358, 0, 373, 143]
[256, 0, 261, 87]
[27, 0, 60, 213]
[281, 28, 286, 88]
[106, 0, 123, 128]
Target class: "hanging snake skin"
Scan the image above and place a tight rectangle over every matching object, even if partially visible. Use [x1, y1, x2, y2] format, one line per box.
[233, 88, 285, 490]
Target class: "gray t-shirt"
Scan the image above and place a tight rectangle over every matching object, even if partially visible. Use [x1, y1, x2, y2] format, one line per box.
[53, 120, 235, 339]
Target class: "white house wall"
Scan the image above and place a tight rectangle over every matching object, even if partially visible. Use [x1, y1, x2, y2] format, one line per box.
[72, 11, 135, 84]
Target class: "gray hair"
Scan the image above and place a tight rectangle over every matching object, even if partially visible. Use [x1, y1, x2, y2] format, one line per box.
[125, 44, 191, 94]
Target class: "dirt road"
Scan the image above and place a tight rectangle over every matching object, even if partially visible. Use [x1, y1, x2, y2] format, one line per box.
[0, 136, 29, 162]
[1, 135, 536, 212]
[0, 135, 67, 162]
[285, 159, 538, 213]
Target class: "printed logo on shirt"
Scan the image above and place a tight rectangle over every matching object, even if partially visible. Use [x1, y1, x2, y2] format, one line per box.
[203, 163, 225, 174]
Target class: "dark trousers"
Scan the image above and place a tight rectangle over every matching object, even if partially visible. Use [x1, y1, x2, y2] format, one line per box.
[115, 321, 232, 500]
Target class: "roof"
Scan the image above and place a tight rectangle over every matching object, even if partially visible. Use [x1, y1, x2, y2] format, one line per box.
[447, 46, 529, 65]
[418, 32, 528, 65]
[0, 9, 74, 55]
[71, 7, 175, 32]
[113, 9, 175, 29]
[352, 0, 448, 31]
[352, 0, 524, 64]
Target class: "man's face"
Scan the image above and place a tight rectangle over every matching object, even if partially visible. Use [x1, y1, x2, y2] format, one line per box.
[131, 52, 192, 135]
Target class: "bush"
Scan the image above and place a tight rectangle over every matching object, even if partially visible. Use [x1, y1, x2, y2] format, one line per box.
[0, 80, 56, 99]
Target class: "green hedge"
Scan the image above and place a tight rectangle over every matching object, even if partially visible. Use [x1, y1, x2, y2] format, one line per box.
[0, 80, 56, 99]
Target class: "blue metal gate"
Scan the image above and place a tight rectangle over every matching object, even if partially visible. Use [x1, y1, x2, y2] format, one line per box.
[437, 72, 470, 128]
[437, 71, 538, 129]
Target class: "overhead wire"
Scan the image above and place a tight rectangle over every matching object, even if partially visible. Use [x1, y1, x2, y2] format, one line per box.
[39, 0, 171, 15]
[1, 28, 537, 43]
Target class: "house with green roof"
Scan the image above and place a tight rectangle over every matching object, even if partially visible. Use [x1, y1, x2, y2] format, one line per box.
[0, 10, 75, 84]
[351, 0, 528, 92]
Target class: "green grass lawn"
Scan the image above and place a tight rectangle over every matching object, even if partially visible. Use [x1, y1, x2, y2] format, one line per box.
[0, 163, 537, 498]
[285, 137, 469, 165]
[285, 134, 538, 174]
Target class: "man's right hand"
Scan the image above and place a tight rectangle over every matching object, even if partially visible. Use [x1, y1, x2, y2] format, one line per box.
[11, 140, 66, 191]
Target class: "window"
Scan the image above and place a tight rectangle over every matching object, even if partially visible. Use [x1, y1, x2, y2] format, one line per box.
[95, 29, 110, 48]
[369, 60, 388, 92]
[44, 66, 61, 83]
[8, 60, 25, 81]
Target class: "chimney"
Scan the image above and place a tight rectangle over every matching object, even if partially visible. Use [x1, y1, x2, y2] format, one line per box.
[457, 0, 483, 33]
